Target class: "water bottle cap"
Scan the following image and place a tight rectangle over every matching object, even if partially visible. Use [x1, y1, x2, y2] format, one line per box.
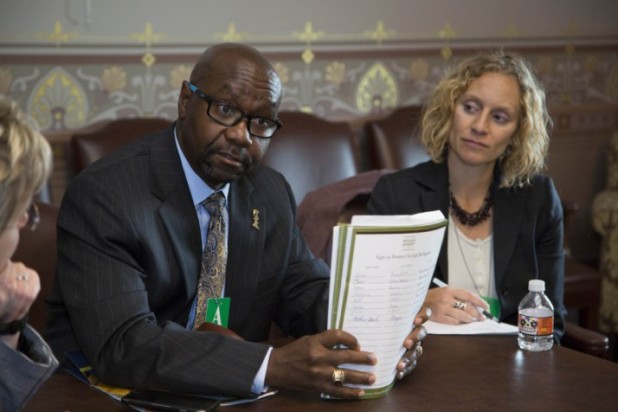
[528, 279, 545, 292]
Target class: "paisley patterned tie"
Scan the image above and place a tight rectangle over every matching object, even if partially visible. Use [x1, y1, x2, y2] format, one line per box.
[193, 191, 227, 330]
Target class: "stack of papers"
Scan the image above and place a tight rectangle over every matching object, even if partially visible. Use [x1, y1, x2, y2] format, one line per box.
[324, 211, 447, 399]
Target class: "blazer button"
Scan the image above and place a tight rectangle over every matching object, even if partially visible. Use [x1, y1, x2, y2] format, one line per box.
[501, 287, 510, 296]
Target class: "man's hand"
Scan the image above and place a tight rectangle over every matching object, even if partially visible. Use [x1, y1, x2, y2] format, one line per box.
[266, 329, 377, 398]
[396, 306, 430, 380]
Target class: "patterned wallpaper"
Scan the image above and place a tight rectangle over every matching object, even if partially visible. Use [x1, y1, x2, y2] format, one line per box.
[2, 44, 617, 132]
[1, 8, 617, 131]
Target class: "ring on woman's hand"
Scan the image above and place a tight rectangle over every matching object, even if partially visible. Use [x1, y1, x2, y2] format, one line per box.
[332, 368, 345, 384]
[16, 273, 29, 282]
[453, 300, 467, 310]
[425, 307, 432, 319]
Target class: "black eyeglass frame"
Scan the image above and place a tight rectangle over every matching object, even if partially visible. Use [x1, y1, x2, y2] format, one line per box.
[187, 82, 282, 139]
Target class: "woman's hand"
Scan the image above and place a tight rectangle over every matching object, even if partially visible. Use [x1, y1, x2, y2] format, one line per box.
[424, 287, 489, 324]
[0, 261, 40, 348]
[0, 261, 40, 323]
[396, 306, 430, 380]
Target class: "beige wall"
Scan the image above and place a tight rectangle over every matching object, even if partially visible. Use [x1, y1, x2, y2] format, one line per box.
[2, 0, 617, 48]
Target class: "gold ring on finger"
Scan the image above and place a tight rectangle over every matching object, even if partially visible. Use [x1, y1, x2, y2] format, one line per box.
[332, 368, 345, 384]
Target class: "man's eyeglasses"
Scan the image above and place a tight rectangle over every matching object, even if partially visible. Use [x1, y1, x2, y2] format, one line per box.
[187, 82, 282, 139]
[27, 203, 40, 231]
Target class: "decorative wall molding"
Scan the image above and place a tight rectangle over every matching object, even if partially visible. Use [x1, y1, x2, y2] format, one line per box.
[2, 44, 617, 131]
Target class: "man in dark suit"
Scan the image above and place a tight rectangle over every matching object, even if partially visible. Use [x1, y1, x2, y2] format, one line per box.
[46, 43, 427, 399]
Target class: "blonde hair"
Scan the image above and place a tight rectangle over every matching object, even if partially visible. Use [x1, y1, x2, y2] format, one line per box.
[0, 98, 52, 232]
[421, 50, 552, 188]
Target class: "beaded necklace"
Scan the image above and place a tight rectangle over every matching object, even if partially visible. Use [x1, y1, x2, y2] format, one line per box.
[449, 184, 494, 226]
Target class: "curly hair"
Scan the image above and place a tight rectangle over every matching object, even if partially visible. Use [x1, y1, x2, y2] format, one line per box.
[0, 98, 52, 233]
[421, 50, 551, 188]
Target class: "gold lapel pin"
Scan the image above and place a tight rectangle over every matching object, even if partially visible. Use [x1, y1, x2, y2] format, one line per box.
[252, 209, 260, 230]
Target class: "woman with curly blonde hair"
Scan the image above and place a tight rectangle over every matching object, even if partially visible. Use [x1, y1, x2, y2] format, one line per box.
[0, 98, 57, 410]
[369, 51, 566, 342]
[421, 51, 551, 188]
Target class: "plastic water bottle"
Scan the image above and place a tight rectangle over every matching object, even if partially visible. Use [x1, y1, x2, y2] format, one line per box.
[517, 279, 554, 351]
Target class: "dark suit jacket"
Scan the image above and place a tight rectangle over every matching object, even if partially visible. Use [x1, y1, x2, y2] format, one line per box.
[368, 161, 566, 341]
[46, 127, 329, 397]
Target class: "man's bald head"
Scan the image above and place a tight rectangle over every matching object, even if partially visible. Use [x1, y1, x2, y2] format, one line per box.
[190, 43, 282, 105]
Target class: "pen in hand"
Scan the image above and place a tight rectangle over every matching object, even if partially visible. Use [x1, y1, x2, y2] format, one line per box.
[431, 278, 500, 322]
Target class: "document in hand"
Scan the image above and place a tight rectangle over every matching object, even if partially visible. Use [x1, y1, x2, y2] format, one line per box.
[324, 211, 447, 399]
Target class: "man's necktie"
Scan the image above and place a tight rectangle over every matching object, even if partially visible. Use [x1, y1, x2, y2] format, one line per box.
[193, 191, 228, 330]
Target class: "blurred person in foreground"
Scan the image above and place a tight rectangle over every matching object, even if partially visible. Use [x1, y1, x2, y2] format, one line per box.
[0, 98, 58, 410]
[46, 43, 428, 400]
[368, 51, 567, 342]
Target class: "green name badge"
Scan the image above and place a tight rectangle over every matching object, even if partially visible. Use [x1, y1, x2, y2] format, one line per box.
[483, 296, 501, 319]
[205, 297, 231, 328]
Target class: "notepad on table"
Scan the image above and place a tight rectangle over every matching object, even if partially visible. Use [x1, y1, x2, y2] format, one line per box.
[424, 320, 518, 335]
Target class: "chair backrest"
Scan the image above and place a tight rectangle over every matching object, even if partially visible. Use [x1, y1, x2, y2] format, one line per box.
[261, 111, 360, 205]
[364, 105, 430, 170]
[297, 170, 392, 263]
[12, 201, 59, 333]
[72, 117, 172, 172]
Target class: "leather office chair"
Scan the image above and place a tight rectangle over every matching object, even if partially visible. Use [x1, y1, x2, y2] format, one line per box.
[364, 105, 429, 170]
[71, 117, 172, 173]
[71, 113, 360, 207]
[261, 111, 361, 205]
[561, 203, 608, 357]
[298, 169, 393, 264]
[12, 201, 59, 333]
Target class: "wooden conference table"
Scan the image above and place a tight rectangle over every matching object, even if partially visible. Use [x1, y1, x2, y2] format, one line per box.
[24, 334, 618, 411]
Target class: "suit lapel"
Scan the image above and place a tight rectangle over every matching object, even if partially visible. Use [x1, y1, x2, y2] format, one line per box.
[149, 128, 202, 317]
[417, 163, 450, 280]
[225, 175, 264, 330]
[492, 185, 525, 289]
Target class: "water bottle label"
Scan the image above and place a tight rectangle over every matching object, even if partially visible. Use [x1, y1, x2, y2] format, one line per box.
[518, 314, 553, 336]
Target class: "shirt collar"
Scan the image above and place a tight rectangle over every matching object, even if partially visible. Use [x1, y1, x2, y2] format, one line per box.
[174, 127, 229, 206]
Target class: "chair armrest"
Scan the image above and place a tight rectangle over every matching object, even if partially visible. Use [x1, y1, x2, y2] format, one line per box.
[561, 200, 579, 256]
[562, 322, 609, 358]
